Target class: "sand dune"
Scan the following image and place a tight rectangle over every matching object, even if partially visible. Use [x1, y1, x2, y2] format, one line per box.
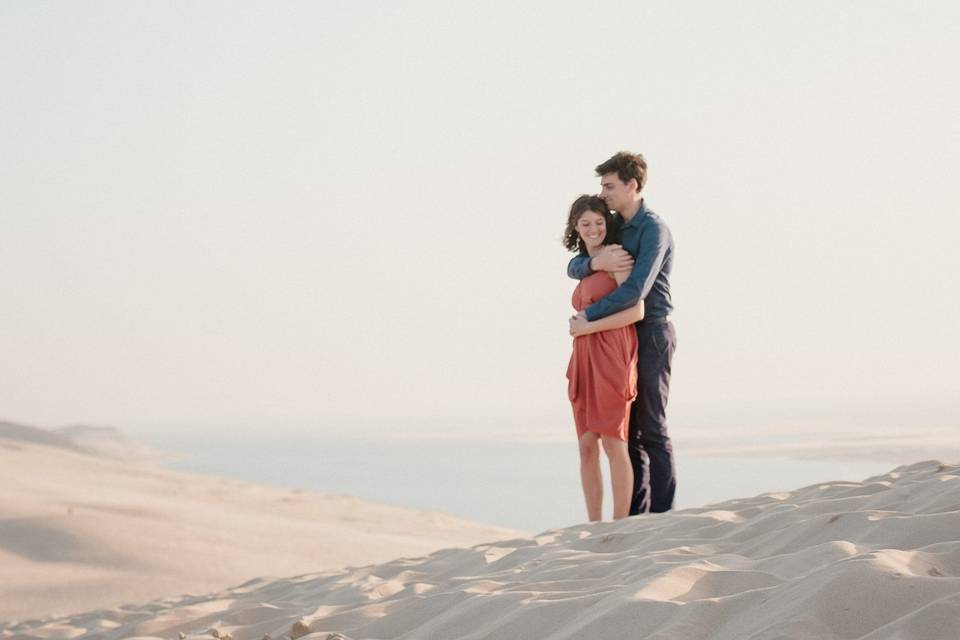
[4, 460, 960, 639]
[0, 426, 524, 622]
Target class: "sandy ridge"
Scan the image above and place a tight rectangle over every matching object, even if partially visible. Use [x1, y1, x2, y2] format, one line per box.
[0, 434, 525, 623]
[5, 460, 960, 639]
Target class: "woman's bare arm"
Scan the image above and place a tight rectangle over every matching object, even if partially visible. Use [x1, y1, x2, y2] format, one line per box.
[611, 269, 630, 286]
[569, 269, 644, 336]
[571, 299, 644, 336]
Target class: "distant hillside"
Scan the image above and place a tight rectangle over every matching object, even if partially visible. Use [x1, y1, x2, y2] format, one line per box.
[0, 420, 89, 454]
[55, 423, 166, 461]
[0, 420, 164, 461]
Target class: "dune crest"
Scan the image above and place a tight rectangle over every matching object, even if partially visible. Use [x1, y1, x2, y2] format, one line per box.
[0, 432, 524, 623]
[5, 461, 960, 639]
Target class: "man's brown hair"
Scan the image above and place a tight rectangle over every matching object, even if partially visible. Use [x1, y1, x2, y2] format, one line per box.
[595, 151, 647, 193]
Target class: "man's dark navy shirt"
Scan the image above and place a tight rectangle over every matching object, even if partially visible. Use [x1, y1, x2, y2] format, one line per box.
[568, 200, 674, 322]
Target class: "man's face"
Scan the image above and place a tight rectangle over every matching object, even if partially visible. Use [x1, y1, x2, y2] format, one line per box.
[599, 173, 636, 213]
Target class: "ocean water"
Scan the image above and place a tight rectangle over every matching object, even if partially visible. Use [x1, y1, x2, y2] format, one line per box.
[144, 432, 895, 533]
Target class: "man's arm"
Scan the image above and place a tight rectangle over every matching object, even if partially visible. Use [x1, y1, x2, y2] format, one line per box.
[567, 245, 635, 280]
[567, 254, 593, 280]
[584, 222, 670, 321]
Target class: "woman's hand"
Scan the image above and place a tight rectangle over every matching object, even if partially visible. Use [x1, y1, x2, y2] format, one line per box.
[569, 312, 591, 337]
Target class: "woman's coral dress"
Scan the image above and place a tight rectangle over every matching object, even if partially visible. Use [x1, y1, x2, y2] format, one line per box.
[566, 272, 638, 441]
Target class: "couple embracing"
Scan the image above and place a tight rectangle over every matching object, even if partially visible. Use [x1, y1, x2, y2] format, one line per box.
[564, 151, 677, 522]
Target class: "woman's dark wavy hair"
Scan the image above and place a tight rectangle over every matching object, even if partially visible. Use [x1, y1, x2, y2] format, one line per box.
[563, 195, 619, 254]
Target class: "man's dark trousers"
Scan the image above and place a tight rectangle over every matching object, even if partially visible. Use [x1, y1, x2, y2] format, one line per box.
[629, 319, 677, 515]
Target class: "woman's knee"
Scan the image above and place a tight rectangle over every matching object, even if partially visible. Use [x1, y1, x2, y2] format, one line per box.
[601, 436, 629, 459]
[579, 433, 600, 458]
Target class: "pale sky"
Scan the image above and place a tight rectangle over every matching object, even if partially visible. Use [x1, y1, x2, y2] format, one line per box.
[2, 1, 958, 437]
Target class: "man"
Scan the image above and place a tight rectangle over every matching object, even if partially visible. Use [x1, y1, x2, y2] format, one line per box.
[567, 151, 677, 515]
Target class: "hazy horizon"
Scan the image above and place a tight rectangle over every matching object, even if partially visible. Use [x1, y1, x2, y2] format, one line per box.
[2, 2, 958, 438]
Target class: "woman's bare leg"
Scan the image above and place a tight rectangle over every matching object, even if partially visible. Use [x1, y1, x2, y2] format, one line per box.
[578, 432, 602, 522]
[601, 435, 634, 520]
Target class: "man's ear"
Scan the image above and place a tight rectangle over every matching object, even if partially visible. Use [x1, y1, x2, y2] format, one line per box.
[630, 178, 641, 193]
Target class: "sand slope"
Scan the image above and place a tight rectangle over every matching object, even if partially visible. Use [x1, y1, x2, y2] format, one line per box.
[5, 460, 960, 640]
[0, 430, 524, 623]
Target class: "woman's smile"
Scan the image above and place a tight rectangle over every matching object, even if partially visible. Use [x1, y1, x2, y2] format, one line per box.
[576, 210, 607, 252]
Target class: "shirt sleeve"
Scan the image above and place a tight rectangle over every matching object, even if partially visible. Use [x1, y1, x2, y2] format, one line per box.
[567, 254, 593, 280]
[584, 220, 670, 321]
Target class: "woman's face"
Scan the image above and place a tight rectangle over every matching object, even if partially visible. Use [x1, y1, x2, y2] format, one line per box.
[576, 210, 607, 251]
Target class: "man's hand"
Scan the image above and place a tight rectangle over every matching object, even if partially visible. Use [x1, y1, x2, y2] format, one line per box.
[569, 312, 590, 337]
[590, 244, 634, 272]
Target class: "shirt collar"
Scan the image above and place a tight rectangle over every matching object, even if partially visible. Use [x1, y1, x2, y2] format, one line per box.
[618, 199, 648, 229]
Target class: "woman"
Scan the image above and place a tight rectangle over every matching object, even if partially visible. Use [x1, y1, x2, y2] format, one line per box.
[564, 195, 645, 521]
